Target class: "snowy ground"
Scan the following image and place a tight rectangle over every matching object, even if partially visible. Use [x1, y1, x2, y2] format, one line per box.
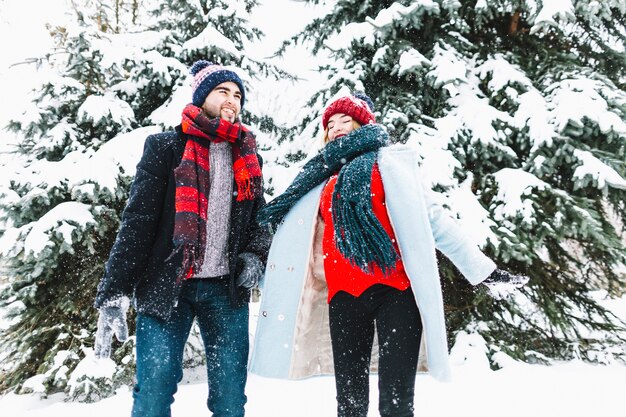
[3, 298, 626, 417]
[2, 361, 626, 417]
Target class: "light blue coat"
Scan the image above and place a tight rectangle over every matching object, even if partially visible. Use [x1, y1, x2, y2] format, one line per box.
[249, 145, 496, 381]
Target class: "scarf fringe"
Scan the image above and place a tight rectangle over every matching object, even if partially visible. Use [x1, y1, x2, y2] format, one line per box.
[333, 175, 399, 275]
[167, 243, 199, 282]
[236, 177, 262, 201]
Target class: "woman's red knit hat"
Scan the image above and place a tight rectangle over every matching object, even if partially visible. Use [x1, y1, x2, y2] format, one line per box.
[322, 92, 376, 129]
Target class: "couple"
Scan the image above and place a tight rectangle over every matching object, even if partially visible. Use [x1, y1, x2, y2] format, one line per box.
[94, 60, 527, 417]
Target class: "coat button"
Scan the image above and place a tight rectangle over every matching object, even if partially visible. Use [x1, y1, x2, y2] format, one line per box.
[262, 311, 268, 317]
[287, 266, 294, 272]
[269, 263, 275, 270]
[278, 314, 285, 321]
[298, 218, 304, 224]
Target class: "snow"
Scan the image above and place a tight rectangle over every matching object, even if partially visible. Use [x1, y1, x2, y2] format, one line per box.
[435, 81, 516, 154]
[475, 54, 533, 93]
[514, 90, 557, 150]
[367, 1, 439, 28]
[325, 22, 376, 51]
[445, 176, 498, 247]
[548, 78, 626, 135]
[0, 125, 155, 219]
[2, 299, 626, 416]
[531, 0, 576, 33]
[405, 123, 460, 188]
[207, 2, 248, 20]
[182, 24, 242, 58]
[573, 149, 626, 190]
[397, 48, 430, 76]
[0, 201, 95, 258]
[67, 353, 117, 398]
[427, 44, 468, 88]
[147, 83, 192, 127]
[491, 168, 548, 223]
[474, 0, 488, 10]
[89, 126, 160, 179]
[76, 94, 135, 129]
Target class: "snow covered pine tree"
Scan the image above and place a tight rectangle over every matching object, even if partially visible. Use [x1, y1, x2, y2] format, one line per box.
[0, 0, 289, 401]
[286, 0, 626, 364]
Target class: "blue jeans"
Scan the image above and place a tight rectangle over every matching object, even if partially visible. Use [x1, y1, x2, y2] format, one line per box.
[131, 279, 249, 417]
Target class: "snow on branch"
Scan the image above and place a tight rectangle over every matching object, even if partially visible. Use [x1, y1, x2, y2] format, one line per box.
[326, 1, 441, 51]
[514, 90, 557, 151]
[0, 201, 95, 258]
[397, 48, 431, 76]
[182, 24, 241, 59]
[324, 22, 375, 51]
[76, 94, 135, 130]
[426, 43, 467, 88]
[548, 78, 626, 136]
[492, 168, 548, 224]
[366, 1, 439, 28]
[475, 54, 533, 94]
[573, 149, 626, 191]
[530, 0, 576, 34]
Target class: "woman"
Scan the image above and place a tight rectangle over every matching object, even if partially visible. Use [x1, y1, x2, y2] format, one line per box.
[250, 92, 527, 417]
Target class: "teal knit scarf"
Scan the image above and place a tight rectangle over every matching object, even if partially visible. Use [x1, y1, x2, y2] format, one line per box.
[257, 124, 399, 274]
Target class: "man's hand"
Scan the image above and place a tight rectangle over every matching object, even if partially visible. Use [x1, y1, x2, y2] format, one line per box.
[236, 252, 264, 289]
[483, 269, 529, 299]
[94, 296, 130, 359]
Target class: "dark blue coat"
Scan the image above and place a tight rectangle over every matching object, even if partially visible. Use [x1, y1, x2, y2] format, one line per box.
[95, 126, 271, 320]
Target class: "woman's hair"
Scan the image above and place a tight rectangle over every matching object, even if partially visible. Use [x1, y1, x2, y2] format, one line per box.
[322, 119, 362, 144]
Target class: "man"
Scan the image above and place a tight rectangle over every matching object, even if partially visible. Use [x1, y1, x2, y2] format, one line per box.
[94, 60, 270, 417]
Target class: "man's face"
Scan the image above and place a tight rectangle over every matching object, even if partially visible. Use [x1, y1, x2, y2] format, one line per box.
[201, 81, 242, 122]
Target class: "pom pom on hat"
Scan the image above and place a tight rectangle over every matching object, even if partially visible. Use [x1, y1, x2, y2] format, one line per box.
[352, 91, 374, 112]
[190, 60, 246, 108]
[190, 60, 213, 76]
[322, 91, 376, 129]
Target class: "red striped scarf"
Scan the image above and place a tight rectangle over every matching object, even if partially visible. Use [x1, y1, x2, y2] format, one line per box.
[174, 103, 262, 279]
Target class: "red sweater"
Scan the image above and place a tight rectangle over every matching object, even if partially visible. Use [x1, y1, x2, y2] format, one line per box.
[320, 164, 410, 302]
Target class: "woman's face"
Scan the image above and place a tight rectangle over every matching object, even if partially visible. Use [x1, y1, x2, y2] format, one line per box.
[327, 113, 355, 141]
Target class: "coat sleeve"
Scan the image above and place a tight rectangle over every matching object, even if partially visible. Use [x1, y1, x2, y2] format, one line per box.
[242, 153, 272, 264]
[422, 186, 496, 285]
[95, 134, 173, 308]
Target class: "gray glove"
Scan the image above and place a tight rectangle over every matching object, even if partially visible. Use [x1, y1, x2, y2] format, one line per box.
[483, 269, 529, 299]
[94, 296, 130, 359]
[236, 252, 264, 289]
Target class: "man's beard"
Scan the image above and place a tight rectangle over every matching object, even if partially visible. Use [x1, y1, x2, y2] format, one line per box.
[203, 105, 237, 122]
[203, 107, 219, 119]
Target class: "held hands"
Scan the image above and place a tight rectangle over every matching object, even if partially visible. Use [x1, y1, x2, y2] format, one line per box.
[483, 269, 529, 299]
[94, 296, 130, 359]
[236, 252, 264, 289]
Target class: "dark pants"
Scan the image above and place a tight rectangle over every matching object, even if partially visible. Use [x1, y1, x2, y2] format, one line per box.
[132, 278, 248, 417]
[329, 284, 422, 417]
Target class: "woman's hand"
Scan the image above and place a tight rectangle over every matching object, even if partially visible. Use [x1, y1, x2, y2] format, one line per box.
[482, 269, 529, 299]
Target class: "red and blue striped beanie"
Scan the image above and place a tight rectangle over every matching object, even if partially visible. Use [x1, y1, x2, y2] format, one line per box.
[190, 60, 246, 108]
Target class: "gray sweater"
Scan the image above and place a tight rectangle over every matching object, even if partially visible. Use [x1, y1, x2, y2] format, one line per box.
[195, 140, 233, 277]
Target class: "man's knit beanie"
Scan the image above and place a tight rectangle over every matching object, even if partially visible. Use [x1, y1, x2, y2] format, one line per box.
[322, 92, 376, 129]
[190, 60, 246, 108]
